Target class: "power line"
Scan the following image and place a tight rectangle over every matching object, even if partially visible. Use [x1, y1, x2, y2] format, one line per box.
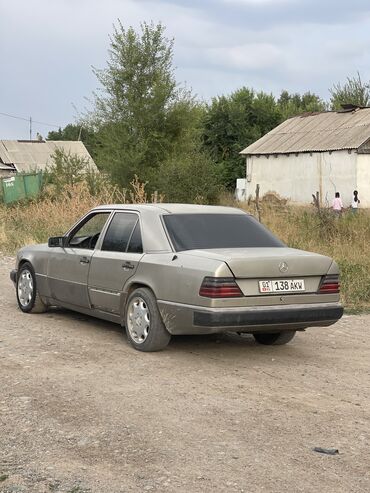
[0, 111, 61, 128]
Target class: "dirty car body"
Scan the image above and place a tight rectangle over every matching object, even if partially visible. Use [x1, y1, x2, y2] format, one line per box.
[11, 204, 343, 351]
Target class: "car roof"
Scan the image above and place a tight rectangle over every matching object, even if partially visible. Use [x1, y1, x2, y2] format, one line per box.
[92, 203, 247, 215]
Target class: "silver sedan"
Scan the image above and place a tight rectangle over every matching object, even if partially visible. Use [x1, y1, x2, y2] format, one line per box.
[10, 204, 343, 351]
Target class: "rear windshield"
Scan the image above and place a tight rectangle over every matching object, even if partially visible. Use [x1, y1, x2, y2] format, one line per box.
[163, 213, 284, 251]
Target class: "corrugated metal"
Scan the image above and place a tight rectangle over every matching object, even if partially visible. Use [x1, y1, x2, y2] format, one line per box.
[241, 108, 370, 155]
[0, 140, 97, 172]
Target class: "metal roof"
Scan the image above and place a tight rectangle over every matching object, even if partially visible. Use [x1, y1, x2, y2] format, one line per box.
[0, 140, 97, 172]
[240, 107, 370, 155]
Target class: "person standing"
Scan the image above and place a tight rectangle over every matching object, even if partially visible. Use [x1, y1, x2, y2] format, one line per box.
[351, 190, 360, 213]
[332, 192, 344, 215]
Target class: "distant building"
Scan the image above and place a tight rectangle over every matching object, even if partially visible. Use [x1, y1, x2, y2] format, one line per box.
[240, 105, 370, 208]
[0, 140, 97, 177]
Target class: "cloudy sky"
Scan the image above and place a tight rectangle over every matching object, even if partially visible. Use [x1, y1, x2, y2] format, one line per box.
[1, 0, 370, 139]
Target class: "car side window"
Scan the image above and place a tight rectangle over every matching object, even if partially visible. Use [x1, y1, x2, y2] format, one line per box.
[127, 221, 143, 253]
[68, 212, 111, 249]
[101, 213, 138, 253]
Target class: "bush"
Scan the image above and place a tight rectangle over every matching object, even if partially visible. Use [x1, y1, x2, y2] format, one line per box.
[153, 150, 222, 204]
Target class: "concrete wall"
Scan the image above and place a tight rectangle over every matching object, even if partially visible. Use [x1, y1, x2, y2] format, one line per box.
[245, 151, 357, 207]
[356, 154, 370, 208]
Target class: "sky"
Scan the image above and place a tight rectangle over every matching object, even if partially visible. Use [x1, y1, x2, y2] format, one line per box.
[1, 0, 370, 139]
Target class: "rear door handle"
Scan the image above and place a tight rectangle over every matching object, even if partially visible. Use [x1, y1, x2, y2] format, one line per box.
[122, 262, 135, 270]
[80, 256, 90, 264]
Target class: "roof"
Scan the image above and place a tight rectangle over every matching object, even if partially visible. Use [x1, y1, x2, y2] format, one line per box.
[93, 203, 246, 214]
[0, 140, 97, 172]
[0, 163, 15, 171]
[240, 107, 370, 155]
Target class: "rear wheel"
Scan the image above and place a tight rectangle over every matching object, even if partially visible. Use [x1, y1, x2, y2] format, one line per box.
[16, 262, 47, 313]
[125, 287, 171, 352]
[253, 331, 296, 346]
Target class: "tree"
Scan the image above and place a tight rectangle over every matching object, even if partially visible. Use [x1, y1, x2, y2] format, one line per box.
[277, 90, 326, 119]
[47, 124, 98, 160]
[330, 72, 370, 110]
[155, 148, 222, 204]
[202, 88, 281, 189]
[85, 20, 200, 190]
[45, 148, 92, 193]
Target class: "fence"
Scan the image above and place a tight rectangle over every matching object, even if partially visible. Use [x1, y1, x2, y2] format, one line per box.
[0, 172, 43, 204]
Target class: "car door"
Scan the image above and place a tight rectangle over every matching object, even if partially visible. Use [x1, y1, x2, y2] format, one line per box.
[47, 211, 111, 308]
[87, 212, 144, 314]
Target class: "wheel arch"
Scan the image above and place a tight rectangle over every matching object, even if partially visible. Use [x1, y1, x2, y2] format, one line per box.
[122, 281, 156, 319]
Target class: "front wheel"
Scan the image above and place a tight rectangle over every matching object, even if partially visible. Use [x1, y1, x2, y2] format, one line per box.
[16, 262, 47, 313]
[253, 331, 296, 346]
[125, 288, 171, 352]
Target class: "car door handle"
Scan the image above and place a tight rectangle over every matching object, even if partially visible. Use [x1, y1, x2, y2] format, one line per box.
[122, 262, 135, 270]
[80, 256, 90, 264]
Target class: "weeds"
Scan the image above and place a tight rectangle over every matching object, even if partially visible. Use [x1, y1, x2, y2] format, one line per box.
[233, 196, 370, 310]
[0, 186, 369, 311]
[0, 176, 154, 254]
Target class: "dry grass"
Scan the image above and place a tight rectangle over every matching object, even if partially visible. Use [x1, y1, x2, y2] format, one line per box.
[226, 194, 370, 311]
[0, 177, 152, 254]
[1, 187, 369, 311]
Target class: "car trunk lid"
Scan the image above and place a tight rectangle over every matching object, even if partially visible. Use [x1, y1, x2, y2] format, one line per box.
[182, 247, 332, 278]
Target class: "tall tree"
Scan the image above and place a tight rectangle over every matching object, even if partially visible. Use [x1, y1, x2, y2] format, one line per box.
[85, 20, 200, 188]
[202, 88, 281, 188]
[277, 90, 326, 119]
[330, 72, 370, 109]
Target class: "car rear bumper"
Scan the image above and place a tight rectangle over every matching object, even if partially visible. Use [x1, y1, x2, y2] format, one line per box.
[10, 269, 17, 285]
[157, 300, 343, 335]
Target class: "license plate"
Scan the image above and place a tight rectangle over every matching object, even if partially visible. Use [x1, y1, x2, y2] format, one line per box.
[259, 279, 305, 293]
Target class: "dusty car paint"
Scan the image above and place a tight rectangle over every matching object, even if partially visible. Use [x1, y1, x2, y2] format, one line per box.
[11, 204, 343, 336]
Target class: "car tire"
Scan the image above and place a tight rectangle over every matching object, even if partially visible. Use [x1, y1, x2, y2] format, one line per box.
[253, 330, 296, 346]
[16, 262, 47, 313]
[125, 287, 171, 352]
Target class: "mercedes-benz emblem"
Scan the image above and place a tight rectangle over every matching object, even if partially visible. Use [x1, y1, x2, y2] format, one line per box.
[279, 261, 288, 273]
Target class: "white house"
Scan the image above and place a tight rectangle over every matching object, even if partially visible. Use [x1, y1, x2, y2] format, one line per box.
[240, 105, 370, 208]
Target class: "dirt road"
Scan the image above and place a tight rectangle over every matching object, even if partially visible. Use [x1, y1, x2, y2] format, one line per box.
[0, 256, 369, 493]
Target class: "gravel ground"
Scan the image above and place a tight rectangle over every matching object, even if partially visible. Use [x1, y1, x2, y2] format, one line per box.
[0, 256, 369, 493]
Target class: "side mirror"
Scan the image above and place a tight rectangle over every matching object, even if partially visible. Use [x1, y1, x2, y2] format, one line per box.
[48, 236, 66, 248]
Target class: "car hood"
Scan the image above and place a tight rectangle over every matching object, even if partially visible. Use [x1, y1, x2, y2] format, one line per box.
[181, 247, 333, 278]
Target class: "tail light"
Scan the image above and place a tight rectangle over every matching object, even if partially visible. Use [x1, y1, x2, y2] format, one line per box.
[318, 274, 340, 294]
[199, 277, 243, 298]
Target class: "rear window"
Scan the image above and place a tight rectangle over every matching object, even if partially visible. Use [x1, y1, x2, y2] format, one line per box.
[163, 213, 284, 251]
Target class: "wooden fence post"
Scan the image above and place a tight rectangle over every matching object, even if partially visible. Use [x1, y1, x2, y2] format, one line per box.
[255, 184, 261, 222]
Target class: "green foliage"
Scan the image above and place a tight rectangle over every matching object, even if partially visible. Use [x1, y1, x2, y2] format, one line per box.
[330, 72, 370, 109]
[44, 148, 93, 194]
[202, 87, 281, 188]
[154, 149, 222, 204]
[85, 20, 200, 191]
[277, 90, 326, 119]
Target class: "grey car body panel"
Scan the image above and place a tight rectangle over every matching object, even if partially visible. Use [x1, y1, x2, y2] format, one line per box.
[181, 247, 333, 278]
[157, 301, 342, 335]
[12, 203, 343, 335]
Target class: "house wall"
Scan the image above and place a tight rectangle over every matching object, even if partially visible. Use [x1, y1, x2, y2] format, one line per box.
[245, 151, 357, 207]
[356, 154, 370, 208]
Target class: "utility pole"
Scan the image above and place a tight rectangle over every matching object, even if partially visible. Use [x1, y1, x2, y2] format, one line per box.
[29, 116, 32, 140]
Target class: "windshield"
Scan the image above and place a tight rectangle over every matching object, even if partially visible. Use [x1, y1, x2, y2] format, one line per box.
[163, 213, 284, 251]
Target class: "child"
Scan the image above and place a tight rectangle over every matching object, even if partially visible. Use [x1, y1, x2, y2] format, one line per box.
[351, 190, 360, 213]
[332, 192, 344, 215]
